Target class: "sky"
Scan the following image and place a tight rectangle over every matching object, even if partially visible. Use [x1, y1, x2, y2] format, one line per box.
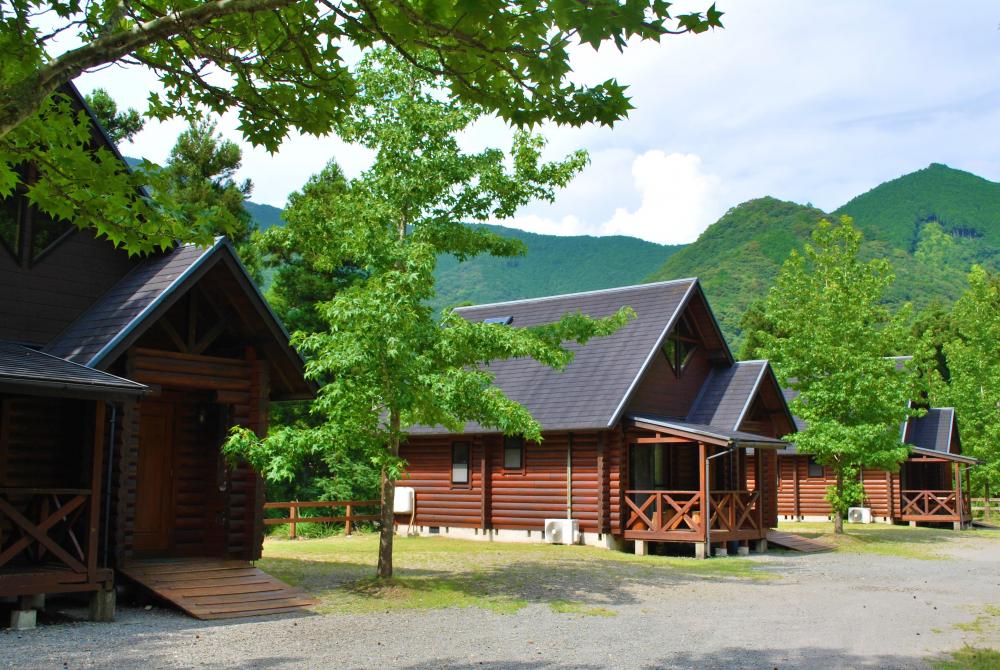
[77, 1, 1000, 246]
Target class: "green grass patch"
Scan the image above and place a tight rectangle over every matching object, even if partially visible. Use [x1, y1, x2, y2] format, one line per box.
[259, 533, 772, 616]
[954, 605, 1000, 634]
[777, 522, 992, 560]
[932, 647, 1000, 670]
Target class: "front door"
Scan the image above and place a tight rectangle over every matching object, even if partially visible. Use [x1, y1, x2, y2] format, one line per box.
[134, 401, 175, 554]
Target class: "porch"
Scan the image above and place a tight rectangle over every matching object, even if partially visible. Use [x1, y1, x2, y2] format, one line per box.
[897, 451, 974, 526]
[621, 417, 782, 555]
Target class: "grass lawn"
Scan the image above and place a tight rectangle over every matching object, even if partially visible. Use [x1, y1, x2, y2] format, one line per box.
[258, 533, 771, 616]
[778, 521, 990, 560]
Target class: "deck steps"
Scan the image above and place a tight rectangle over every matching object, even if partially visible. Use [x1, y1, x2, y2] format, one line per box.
[121, 558, 316, 620]
[766, 530, 834, 553]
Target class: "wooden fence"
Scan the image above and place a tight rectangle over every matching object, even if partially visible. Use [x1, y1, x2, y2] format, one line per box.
[263, 500, 380, 539]
[971, 498, 1000, 513]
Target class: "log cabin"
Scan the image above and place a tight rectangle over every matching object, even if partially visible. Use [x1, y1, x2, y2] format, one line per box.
[0, 83, 314, 623]
[772, 403, 976, 529]
[401, 279, 797, 558]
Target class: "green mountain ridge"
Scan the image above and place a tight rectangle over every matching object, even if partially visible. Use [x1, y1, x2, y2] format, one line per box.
[647, 163, 1000, 350]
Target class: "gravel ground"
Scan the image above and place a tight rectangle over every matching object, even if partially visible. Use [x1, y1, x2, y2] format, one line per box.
[4, 531, 1000, 670]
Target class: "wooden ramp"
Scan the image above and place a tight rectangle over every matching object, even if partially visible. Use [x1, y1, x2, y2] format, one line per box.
[120, 558, 316, 621]
[766, 530, 834, 553]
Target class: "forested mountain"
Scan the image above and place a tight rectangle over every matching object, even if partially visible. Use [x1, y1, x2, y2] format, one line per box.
[431, 224, 681, 308]
[647, 164, 1000, 349]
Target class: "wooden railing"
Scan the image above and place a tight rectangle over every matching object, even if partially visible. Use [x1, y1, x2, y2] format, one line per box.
[971, 498, 1000, 512]
[708, 490, 762, 533]
[0, 488, 92, 573]
[263, 500, 380, 539]
[624, 491, 702, 535]
[900, 490, 963, 519]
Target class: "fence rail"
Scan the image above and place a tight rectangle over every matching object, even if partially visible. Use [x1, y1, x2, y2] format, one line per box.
[971, 498, 1000, 512]
[263, 500, 381, 538]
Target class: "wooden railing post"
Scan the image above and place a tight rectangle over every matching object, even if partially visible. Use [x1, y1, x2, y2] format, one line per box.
[345, 504, 353, 536]
[289, 502, 298, 540]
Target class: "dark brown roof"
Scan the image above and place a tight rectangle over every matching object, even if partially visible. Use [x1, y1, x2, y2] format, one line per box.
[907, 408, 956, 454]
[410, 279, 719, 434]
[0, 341, 147, 398]
[687, 360, 768, 430]
[47, 241, 214, 364]
[628, 415, 786, 447]
[46, 239, 314, 400]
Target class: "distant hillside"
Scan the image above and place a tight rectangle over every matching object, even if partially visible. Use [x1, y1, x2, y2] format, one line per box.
[433, 224, 682, 308]
[647, 164, 1000, 351]
[244, 201, 285, 230]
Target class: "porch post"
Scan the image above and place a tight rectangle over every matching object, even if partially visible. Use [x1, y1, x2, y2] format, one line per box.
[88, 401, 107, 583]
[754, 447, 763, 532]
[953, 461, 963, 530]
[792, 457, 800, 519]
[698, 441, 709, 558]
[964, 466, 972, 521]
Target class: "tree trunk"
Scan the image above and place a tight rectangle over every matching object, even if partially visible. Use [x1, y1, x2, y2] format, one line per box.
[833, 470, 844, 535]
[376, 410, 401, 579]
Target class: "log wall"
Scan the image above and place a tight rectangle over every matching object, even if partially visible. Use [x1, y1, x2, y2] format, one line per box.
[772, 455, 901, 519]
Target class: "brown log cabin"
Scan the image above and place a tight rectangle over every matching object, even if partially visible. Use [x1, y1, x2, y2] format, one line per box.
[401, 280, 797, 558]
[0, 84, 312, 621]
[771, 402, 976, 528]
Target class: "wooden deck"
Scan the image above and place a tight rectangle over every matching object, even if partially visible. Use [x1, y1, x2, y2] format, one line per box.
[120, 558, 316, 621]
[766, 530, 833, 553]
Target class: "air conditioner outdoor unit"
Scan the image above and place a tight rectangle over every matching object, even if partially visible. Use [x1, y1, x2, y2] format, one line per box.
[848, 507, 872, 524]
[393, 486, 415, 515]
[544, 518, 580, 545]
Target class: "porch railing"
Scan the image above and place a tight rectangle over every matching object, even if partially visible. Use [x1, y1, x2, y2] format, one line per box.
[624, 491, 702, 535]
[708, 490, 762, 533]
[0, 488, 93, 573]
[900, 490, 966, 519]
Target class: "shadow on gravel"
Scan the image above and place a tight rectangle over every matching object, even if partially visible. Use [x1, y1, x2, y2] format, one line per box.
[385, 646, 928, 670]
[261, 552, 773, 612]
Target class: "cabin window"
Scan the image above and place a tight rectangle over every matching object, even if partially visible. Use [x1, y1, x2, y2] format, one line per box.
[503, 436, 524, 470]
[807, 457, 824, 478]
[0, 190, 74, 266]
[661, 312, 699, 377]
[451, 442, 470, 485]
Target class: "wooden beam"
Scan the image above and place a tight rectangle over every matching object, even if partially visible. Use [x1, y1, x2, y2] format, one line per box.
[88, 401, 106, 582]
[192, 319, 228, 355]
[158, 318, 189, 354]
[480, 438, 492, 531]
[597, 432, 608, 534]
[635, 436, 692, 444]
[698, 442, 708, 542]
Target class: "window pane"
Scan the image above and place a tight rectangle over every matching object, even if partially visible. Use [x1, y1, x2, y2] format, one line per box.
[503, 436, 523, 469]
[661, 339, 677, 374]
[452, 443, 469, 484]
[30, 208, 73, 262]
[807, 458, 824, 478]
[0, 195, 22, 260]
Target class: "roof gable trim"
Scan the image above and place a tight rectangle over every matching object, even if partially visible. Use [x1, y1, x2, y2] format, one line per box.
[606, 279, 698, 428]
[733, 361, 769, 432]
[87, 238, 222, 367]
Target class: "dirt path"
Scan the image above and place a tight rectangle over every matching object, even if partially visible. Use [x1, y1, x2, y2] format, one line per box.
[5, 531, 1000, 669]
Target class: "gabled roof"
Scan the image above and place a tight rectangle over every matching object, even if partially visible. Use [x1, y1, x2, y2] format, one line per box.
[409, 278, 740, 435]
[46, 239, 313, 400]
[47, 241, 214, 365]
[0, 341, 147, 399]
[907, 408, 955, 454]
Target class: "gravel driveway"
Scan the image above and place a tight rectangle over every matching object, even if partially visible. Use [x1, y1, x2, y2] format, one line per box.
[5, 531, 1000, 670]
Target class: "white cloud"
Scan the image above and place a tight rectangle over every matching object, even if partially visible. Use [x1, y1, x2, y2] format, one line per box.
[602, 151, 724, 245]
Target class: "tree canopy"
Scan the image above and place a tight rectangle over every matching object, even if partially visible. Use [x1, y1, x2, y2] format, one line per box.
[226, 48, 632, 577]
[751, 217, 915, 532]
[83, 88, 144, 143]
[1, 1, 722, 253]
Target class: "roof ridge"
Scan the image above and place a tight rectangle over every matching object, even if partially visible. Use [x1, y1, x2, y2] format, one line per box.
[453, 277, 699, 311]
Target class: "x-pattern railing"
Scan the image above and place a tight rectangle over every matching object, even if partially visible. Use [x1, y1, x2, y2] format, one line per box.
[0, 488, 91, 572]
[709, 491, 761, 532]
[901, 490, 959, 517]
[624, 491, 702, 534]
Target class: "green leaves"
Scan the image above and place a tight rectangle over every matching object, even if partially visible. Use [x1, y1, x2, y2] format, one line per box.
[753, 217, 916, 519]
[2, 1, 720, 253]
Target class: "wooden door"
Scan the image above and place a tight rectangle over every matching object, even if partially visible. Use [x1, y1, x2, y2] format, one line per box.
[134, 401, 175, 554]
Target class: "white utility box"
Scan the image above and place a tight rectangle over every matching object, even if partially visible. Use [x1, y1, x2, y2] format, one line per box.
[394, 486, 415, 515]
[544, 518, 580, 545]
[847, 507, 873, 524]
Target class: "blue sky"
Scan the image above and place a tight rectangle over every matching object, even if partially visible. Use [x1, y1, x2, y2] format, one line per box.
[79, 1, 1000, 245]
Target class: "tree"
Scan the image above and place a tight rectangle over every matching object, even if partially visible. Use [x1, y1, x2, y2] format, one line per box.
[1, 1, 722, 252]
[161, 119, 254, 245]
[941, 266, 1000, 498]
[226, 48, 631, 577]
[752, 217, 914, 533]
[83, 88, 145, 143]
